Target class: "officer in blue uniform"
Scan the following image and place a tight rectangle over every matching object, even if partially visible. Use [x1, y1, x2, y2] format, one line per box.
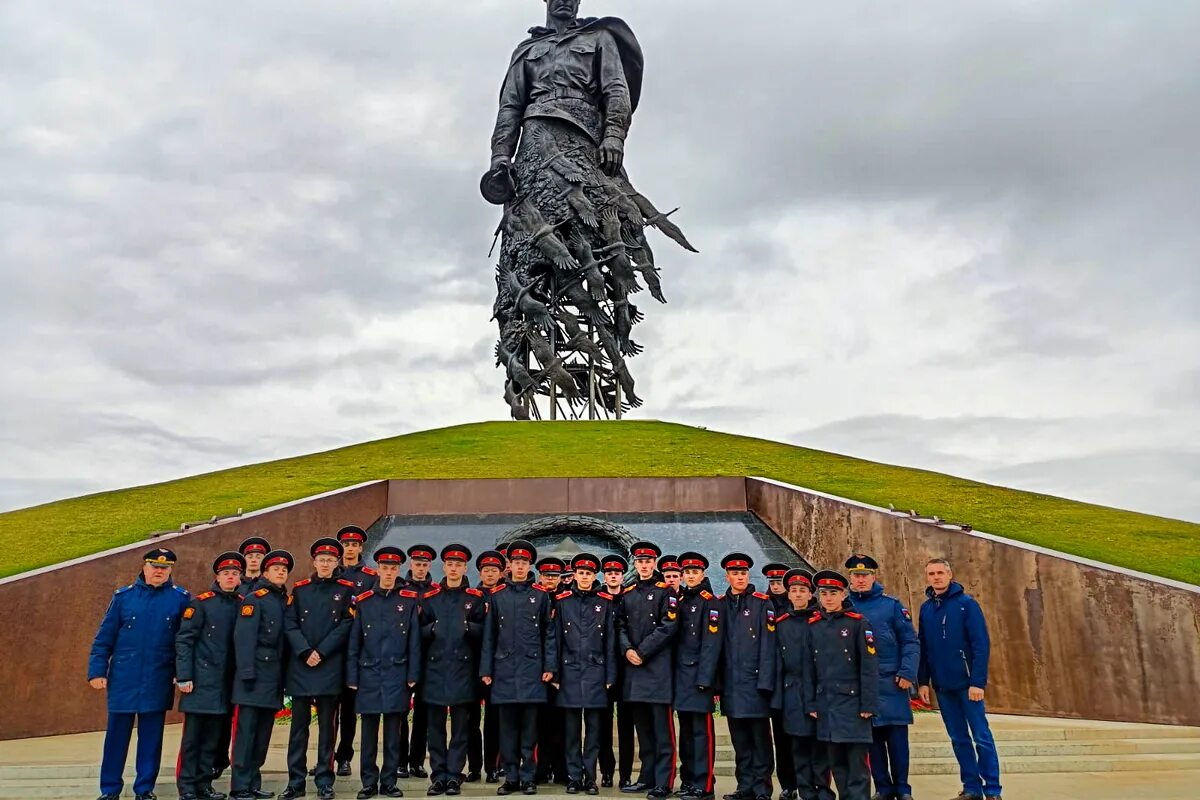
[760, 563, 796, 800]
[402, 543, 437, 780]
[480, 539, 559, 796]
[717, 554, 776, 800]
[535, 556, 569, 786]
[597, 554, 629, 789]
[807, 571, 878, 800]
[89, 547, 191, 800]
[230, 549, 294, 800]
[334, 525, 377, 776]
[845, 555, 918, 800]
[421, 544, 488, 796]
[673, 552, 722, 800]
[348, 546, 423, 800]
[617, 541, 679, 799]
[771, 569, 829, 800]
[474, 550, 508, 784]
[176, 551, 246, 800]
[283, 538, 356, 800]
[553, 553, 618, 795]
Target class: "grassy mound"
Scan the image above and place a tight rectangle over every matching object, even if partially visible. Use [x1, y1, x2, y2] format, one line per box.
[1, 421, 1196, 583]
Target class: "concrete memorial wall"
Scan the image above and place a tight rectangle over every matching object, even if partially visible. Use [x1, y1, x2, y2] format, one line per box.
[1, 474, 1197, 740]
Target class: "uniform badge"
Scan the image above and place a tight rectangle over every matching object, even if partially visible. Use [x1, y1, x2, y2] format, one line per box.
[766, 609, 776, 632]
[397, 604, 405, 613]
[901, 607, 911, 619]
[465, 602, 474, 610]
[334, 593, 342, 602]
[690, 605, 697, 613]
[840, 628, 849, 637]
[865, 629, 876, 655]
[648, 593, 653, 600]
[183, 607, 195, 620]
[742, 609, 751, 617]
[241, 605, 254, 617]
[595, 605, 603, 612]
[529, 596, 537, 604]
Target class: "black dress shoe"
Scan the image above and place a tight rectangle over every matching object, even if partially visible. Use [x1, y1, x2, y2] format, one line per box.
[427, 782, 447, 796]
[358, 789, 378, 800]
[317, 788, 335, 800]
[622, 783, 650, 794]
[280, 789, 306, 800]
[253, 791, 277, 799]
[566, 781, 581, 795]
[586, 784, 599, 797]
[229, 794, 255, 800]
[486, 771, 501, 785]
[337, 762, 353, 777]
[521, 783, 537, 795]
[896, 795, 915, 800]
[722, 793, 751, 800]
[381, 788, 405, 799]
[396, 768, 410, 780]
[136, 793, 159, 800]
[97, 795, 121, 800]
[180, 794, 199, 800]
[201, 790, 229, 800]
[601, 777, 613, 789]
[647, 788, 671, 799]
[465, 773, 481, 784]
[445, 782, 461, 797]
[497, 783, 519, 796]
[410, 767, 429, 779]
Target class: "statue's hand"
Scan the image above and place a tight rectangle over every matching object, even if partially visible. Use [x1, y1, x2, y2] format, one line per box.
[600, 136, 624, 175]
[490, 153, 512, 171]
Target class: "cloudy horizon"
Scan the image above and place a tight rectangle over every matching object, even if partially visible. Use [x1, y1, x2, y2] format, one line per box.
[1, 1, 1197, 521]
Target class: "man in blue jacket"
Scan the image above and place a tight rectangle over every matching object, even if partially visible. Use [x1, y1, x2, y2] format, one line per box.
[917, 559, 1002, 800]
[845, 555, 919, 800]
[88, 547, 191, 800]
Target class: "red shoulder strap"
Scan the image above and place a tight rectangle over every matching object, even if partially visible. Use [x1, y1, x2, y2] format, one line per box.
[490, 584, 508, 594]
[293, 578, 312, 588]
[846, 611, 863, 619]
[337, 578, 355, 587]
[354, 590, 374, 603]
[597, 591, 613, 600]
[466, 587, 483, 597]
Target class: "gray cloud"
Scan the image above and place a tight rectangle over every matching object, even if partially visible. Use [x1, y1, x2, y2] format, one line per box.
[1, 0, 1197, 521]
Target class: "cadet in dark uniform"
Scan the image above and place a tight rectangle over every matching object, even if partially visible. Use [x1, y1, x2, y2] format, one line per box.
[474, 550, 507, 784]
[553, 554, 618, 795]
[718, 554, 776, 800]
[535, 556, 568, 786]
[334, 525, 378, 776]
[421, 544, 488, 796]
[479, 540, 559, 796]
[238, 537, 271, 596]
[673, 553, 722, 800]
[761, 563, 796, 800]
[230, 549, 294, 800]
[282, 539, 356, 800]
[771, 569, 828, 800]
[89, 548, 191, 800]
[657, 556, 682, 595]
[617, 541, 679, 799]
[402, 544, 437, 780]
[176, 551, 245, 800]
[348, 546, 422, 800]
[844, 555, 918, 800]
[807, 571, 878, 800]
[597, 554, 628, 789]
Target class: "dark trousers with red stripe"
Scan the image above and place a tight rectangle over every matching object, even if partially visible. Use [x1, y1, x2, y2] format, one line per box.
[212, 712, 233, 778]
[498, 704, 540, 785]
[231, 706, 276, 794]
[789, 735, 834, 800]
[361, 713, 404, 791]
[333, 686, 358, 764]
[562, 707, 603, 786]
[726, 717, 773, 799]
[177, 712, 227, 796]
[629, 702, 675, 790]
[287, 695, 340, 790]
[825, 742, 869, 800]
[427, 703, 472, 784]
[676, 711, 715, 796]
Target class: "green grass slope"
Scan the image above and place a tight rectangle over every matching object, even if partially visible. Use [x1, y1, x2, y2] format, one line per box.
[2, 421, 1197, 583]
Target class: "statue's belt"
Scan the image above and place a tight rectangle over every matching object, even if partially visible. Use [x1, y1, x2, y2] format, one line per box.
[523, 99, 603, 144]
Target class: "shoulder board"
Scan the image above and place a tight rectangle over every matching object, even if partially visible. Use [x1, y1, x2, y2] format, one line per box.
[174, 585, 190, 596]
[845, 611, 864, 619]
[337, 578, 355, 587]
[655, 581, 667, 588]
[254, 587, 270, 597]
[114, 584, 134, 594]
[700, 590, 714, 600]
[490, 584, 508, 594]
[423, 586, 442, 599]
[808, 613, 821, 624]
[362, 566, 378, 576]
[466, 587, 483, 597]
[532, 583, 550, 592]
[354, 590, 374, 603]
[623, 585, 636, 593]
[398, 589, 419, 598]
[195, 591, 216, 601]
[293, 578, 312, 588]
[775, 612, 791, 623]
[555, 590, 572, 600]
[752, 591, 769, 600]
[597, 591, 613, 600]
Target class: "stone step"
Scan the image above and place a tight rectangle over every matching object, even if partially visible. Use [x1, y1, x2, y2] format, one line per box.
[907, 752, 1200, 775]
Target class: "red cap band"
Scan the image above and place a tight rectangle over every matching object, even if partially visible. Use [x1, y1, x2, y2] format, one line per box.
[264, 555, 290, 569]
[726, 559, 750, 569]
[681, 558, 706, 568]
[661, 561, 681, 572]
[602, 561, 625, 571]
[411, 549, 434, 560]
[786, 574, 811, 587]
[377, 553, 404, 563]
[216, 559, 242, 571]
[766, 569, 786, 578]
[480, 556, 502, 567]
[243, 544, 267, 554]
[575, 559, 598, 571]
[817, 577, 843, 588]
[510, 548, 532, 560]
[314, 545, 340, 557]
[338, 532, 365, 542]
[444, 550, 468, 561]
[633, 548, 657, 558]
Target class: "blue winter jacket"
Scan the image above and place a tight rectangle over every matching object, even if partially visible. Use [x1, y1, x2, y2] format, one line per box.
[917, 581, 990, 691]
[849, 582, 919, 726]
[88, 575, 191, 713]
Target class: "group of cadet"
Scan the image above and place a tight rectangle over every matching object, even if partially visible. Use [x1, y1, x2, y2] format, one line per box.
[89, 528, 1003, 800]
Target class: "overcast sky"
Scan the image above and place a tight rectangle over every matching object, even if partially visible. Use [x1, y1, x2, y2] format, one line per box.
[2, 0, 1197, 522]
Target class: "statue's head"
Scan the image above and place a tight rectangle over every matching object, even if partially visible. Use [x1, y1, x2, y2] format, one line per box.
[545, 0, 581, 22]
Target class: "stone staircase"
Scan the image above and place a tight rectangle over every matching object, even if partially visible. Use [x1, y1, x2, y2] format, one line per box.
[2, 715, 1198, 799]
